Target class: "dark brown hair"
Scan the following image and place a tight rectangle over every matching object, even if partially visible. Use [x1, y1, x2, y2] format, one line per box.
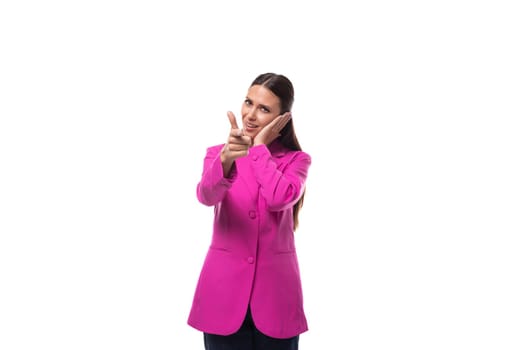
[251, 73, 305, 230]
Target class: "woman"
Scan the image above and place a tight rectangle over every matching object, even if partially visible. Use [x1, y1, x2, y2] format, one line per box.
[188, 73, 311, 350]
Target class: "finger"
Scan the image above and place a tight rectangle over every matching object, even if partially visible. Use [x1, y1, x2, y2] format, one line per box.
[227, 111, 240, 130]
[242, 135, 253, 147]
[227, 111, 244, 136]
[281, 112, 292, 125]
[229, 129, 244, 138]
[273, 113, 291, 132]
[274, 115, 286, 130]
[227, 143, 250, 152]
[228, 135, 252, 145]
[231, 150, 249, 158]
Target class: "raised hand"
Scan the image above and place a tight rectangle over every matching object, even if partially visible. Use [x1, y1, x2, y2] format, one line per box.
[253, 112, 292, 146]
[220, 111, 252, 175]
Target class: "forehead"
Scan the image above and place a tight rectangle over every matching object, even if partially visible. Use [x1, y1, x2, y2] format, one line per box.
[247, 85, 281, 107]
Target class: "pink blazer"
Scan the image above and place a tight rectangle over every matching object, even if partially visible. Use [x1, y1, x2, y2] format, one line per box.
[187, 141, 311, 339]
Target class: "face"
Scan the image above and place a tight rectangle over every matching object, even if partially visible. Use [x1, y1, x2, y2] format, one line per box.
[241, 84, 281, 138]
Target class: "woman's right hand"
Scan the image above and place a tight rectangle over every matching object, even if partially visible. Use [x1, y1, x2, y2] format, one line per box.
[220, 111, 252, 166]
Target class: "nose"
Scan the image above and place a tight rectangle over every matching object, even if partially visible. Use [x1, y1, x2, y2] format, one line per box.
[245, 108, 257, 122]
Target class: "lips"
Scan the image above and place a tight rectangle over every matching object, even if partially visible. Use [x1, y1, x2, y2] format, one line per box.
[244, 123, 258, 132]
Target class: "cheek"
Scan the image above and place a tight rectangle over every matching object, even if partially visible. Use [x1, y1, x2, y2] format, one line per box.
[260, 115, 277, 127]
[240, 105, 248, 117]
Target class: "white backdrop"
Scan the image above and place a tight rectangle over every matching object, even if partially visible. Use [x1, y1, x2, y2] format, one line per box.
[1, 1, 524, 349]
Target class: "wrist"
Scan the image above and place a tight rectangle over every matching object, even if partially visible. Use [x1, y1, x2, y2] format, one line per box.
[253, 136, 268, 146]
[220, 148, 232, 164]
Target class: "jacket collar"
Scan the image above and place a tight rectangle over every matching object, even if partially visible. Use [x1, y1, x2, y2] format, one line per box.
[268, 140, 288, 158]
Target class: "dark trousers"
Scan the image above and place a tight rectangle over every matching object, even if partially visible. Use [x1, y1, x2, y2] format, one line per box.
[203, 308, 299, 350]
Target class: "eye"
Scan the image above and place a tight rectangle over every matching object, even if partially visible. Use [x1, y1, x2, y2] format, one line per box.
[244, 99, 252, 106]
[260, 106, 269, 113]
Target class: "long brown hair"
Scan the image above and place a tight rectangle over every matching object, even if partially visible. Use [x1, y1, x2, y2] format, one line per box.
[251, 73, 305, 230]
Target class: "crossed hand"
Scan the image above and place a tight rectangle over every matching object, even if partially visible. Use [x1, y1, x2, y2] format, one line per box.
[221, 111, 292, 163]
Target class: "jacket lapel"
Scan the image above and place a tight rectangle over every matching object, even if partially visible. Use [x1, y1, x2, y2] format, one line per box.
[235, 156, 259, 201]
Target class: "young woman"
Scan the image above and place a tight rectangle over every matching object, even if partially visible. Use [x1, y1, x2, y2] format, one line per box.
[188, 73, 311, 350]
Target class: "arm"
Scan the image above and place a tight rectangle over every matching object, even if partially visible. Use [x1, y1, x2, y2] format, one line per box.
[196, 146, 236, 206]
[197, 112, 251, 205]
[249, 145, 311, 211]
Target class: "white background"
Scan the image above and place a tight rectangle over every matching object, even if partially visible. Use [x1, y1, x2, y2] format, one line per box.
[1, 1, 524, 349]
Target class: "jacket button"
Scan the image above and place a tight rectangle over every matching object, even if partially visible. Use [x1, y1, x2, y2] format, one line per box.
[247, 257, 254, 264]
[248, 210, 256, 219]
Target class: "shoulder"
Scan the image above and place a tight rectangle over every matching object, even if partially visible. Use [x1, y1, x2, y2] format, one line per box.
[205, 144, 225, 154]
[276, 146, 311, 164]
[287, 150, 311, 166]
[291, 150, 311, 161]
[269, 141, 310, 161]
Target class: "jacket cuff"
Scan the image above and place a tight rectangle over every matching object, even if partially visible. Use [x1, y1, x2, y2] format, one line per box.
[210, 152, 236, 186]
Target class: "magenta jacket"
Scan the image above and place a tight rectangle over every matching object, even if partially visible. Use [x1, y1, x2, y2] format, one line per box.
[187, 140, 311, 339]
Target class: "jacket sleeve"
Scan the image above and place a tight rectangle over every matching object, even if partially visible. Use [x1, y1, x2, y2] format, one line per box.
[196, 145, 236, 206]
[248, 144, 311, 211]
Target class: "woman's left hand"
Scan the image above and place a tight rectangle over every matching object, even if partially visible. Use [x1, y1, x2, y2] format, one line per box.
[253, 112, 292, 146]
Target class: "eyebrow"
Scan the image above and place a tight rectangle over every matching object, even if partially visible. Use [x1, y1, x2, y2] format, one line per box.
[260, 104, 271, 111]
